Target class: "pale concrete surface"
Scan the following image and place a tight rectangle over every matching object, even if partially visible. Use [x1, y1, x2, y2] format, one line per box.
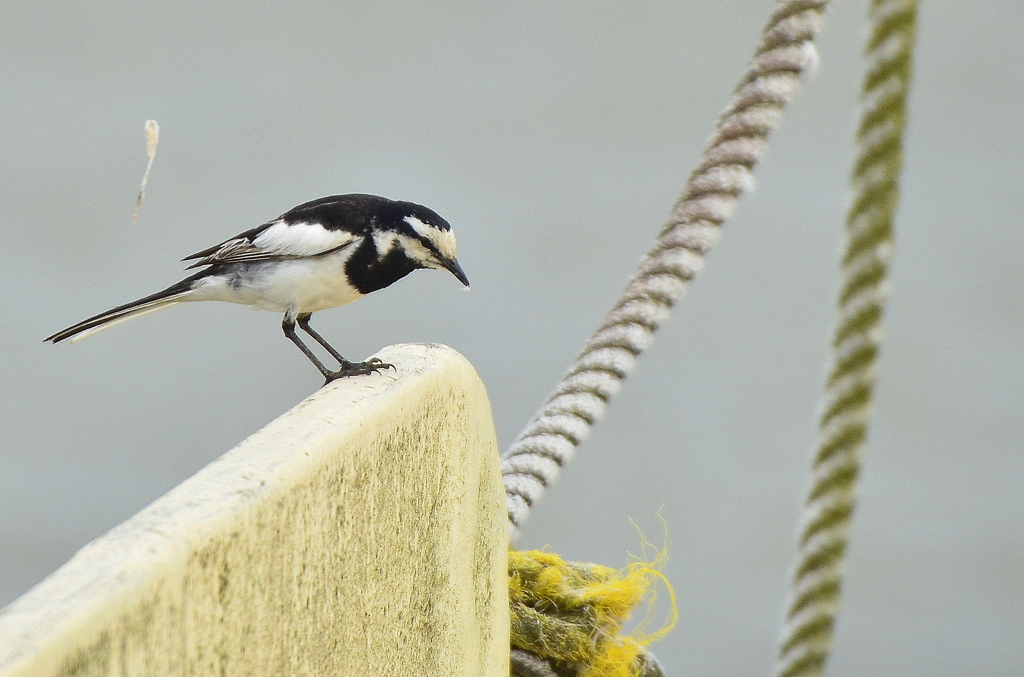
[0, 344, 508, 677]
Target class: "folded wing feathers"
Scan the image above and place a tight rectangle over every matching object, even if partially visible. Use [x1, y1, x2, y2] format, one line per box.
[185, 221, 357, 268]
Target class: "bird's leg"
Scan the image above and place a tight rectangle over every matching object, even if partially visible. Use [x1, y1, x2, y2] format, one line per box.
[295, 313, 347, 364]
[295, 313, 394, 381]
[282, 316, 338, 382]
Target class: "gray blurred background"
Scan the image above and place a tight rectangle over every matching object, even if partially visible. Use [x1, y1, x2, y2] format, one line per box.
[2, 1, 1022, 674]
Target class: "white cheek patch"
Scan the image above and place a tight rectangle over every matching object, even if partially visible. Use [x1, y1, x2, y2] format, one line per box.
[372, 230, 400, 255]
[404, 216, 458, 261]
[252, 221, 356, 257]
[404, 216, 433, 239]
[432, 229, 458, 261]
[396, 233, 435, 265]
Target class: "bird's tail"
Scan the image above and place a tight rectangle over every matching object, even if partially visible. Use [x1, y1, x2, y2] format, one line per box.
[46, 278, 199, 344]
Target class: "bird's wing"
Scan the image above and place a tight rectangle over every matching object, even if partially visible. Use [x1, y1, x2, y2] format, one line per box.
[183, 220, 359, 268]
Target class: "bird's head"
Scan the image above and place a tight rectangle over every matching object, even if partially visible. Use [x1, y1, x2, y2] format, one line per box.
[376, 201, 470, 288]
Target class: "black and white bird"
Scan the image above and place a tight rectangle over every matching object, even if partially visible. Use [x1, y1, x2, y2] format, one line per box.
[46, 194, 470, 383]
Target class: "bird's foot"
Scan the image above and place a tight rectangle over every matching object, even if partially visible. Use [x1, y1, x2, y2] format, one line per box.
[323, 357, 395, 384]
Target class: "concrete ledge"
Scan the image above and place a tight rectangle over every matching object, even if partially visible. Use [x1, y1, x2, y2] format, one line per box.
[0, 344, 508, 677]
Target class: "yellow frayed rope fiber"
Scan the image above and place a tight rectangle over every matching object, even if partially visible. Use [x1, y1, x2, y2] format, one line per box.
[509, 550, 676, 677]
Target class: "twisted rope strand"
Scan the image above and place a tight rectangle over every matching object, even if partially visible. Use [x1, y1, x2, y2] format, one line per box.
[502, 0, 829, 541]
[772, 2, 917, 676]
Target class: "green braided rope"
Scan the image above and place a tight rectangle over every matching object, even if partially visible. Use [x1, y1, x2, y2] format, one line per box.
[772, 2, 918, 676]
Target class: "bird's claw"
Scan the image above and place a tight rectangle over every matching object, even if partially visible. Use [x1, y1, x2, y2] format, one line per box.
[322, 358, 396, 384]
[363, 357, 395, 371]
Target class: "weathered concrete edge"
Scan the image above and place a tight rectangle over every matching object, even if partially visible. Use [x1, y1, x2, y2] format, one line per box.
[0, 343, 508, 675]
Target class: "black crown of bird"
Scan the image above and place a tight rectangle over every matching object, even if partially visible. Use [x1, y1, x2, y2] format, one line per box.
[47, 194, 470, 383]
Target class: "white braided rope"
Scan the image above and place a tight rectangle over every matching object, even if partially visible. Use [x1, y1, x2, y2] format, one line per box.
[772, 2, 917, 676]
[502, 0, 830, 541]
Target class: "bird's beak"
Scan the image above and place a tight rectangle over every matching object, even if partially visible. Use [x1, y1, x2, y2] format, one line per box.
[441, 258, 470, 288]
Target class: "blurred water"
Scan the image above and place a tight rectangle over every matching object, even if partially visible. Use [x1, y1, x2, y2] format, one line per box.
[2, 1, 1022, 674]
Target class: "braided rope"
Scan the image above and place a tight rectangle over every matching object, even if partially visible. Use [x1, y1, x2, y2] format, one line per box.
[772, 2, 917, 676]
[501, 0, 830, 541]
